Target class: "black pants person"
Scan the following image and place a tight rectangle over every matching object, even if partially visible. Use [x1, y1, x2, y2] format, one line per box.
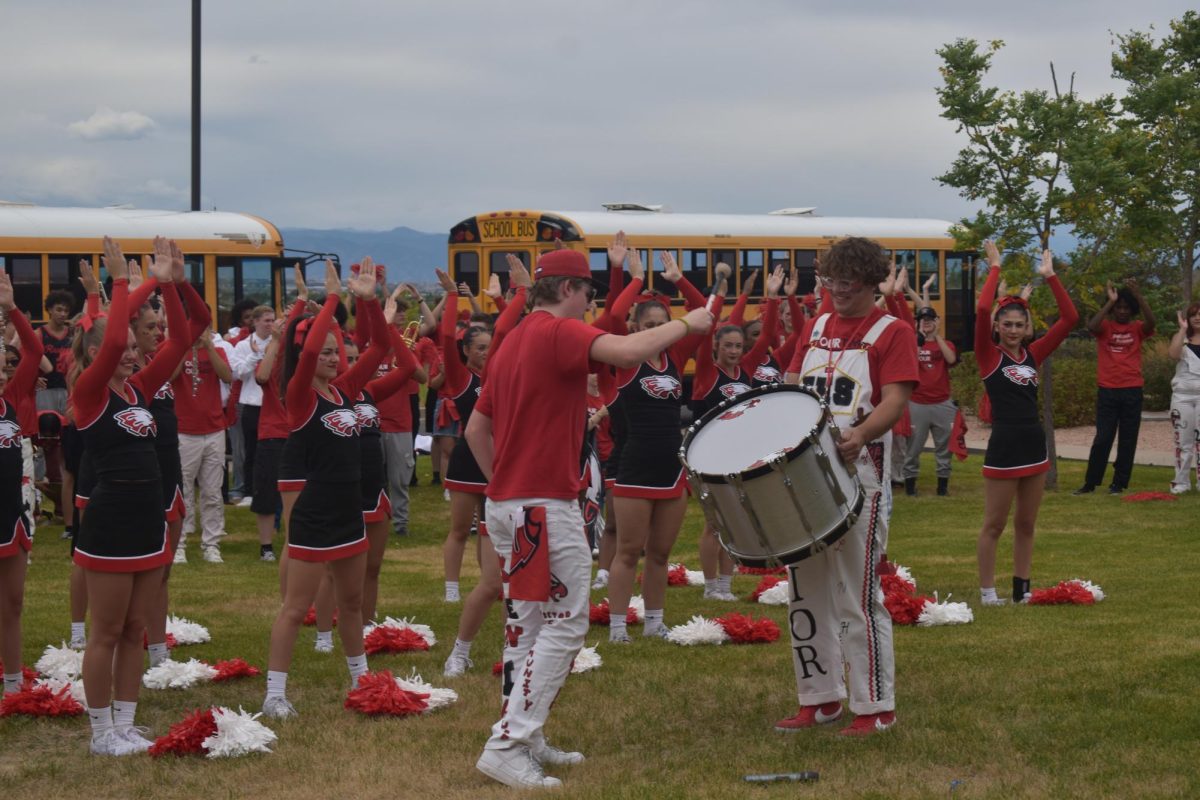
[1084, 387, 1143, 490]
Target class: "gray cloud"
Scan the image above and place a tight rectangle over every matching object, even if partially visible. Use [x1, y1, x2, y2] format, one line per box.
[68, 107, 157, 141]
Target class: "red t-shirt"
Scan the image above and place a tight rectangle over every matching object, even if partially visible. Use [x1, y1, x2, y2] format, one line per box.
[912, 339, 956, 404]
[172, 347, 231, 435]
[476, 310, 604, 501]
[1095, 319, 1147, 388]
[376, 359, 414, 433]
[787, 309, 919, 408]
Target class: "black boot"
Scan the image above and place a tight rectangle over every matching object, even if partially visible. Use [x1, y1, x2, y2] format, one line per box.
[904, 478, 917, 497]
[937, 477, 949, 496]
[1013, 576, 1031, 603]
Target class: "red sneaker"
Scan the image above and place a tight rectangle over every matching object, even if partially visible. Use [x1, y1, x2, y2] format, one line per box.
[839, 711, 896, 737]
[773, 702, 844, 731]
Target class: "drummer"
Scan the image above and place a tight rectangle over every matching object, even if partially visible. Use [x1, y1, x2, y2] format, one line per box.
[780, 236, 917, 736]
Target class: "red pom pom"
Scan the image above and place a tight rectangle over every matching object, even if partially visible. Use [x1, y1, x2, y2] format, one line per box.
[142, 632, 178, 650]
[211, 658, 262, 682]
[714, 612, 781, 644]
[589, 600, 610, 625]
[0, 683, 85, 717]
[303, 607, 339, 627]
[749, 575, 785, 601]
[883, 590, 931, 625]
[666, 564, 689, 587]
[364, 626, 431, 655]
[345, 670, 429, 716]
[880, 573, 916, 595]
[1121, 491, 1178, 503]
[492, 661, 503, 676]
[149, 708, 217, 757]
[737, 565, 787, 575]
[1028, 581, 1096, 605]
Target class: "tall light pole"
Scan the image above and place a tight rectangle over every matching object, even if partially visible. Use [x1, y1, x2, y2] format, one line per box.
[191, 0, 201, 211]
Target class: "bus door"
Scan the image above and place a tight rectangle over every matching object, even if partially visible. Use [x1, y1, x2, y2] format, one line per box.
[943, 251, 976, 351]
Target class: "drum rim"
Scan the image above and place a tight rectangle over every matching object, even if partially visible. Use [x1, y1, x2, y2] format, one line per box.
[679, 384, 828, 484]
[721, 486, 865, 568]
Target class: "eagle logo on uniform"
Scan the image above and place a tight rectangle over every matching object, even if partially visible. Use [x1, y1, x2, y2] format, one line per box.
[154, 383, 174, 401]
[753, 365, 781, 383]
[354, 403, 380, 429]
[719, 382, 751, 399]
[640, 375, 682, 400]
[320, 408, 360, 437]
[114, 407, 157, 437]
[1002, 364, 1039, 387]
[0, 419, 21, 448]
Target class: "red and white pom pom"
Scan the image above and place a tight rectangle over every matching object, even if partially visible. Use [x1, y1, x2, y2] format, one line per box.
[36, 643, 84, 682]
[203, 707, 278, 758]
[627, 596, 646, 623]
[33, 677, 87, 705]
[666, 563, 690, 587]
[302, 606, 338, 626]
[749, 575, 785, 602]
[589, 598, 643, 626]
[165, 616, 211, 646]
[714, 612, 780, 644]
[666, 615, 729, 646]
[394, 669, 458, 711]
[374, 617, 437, 645]
[916, 592, 973, 626]
[756, 581, 790, 606]
[0, 681, 85, 717]
[143, 658, 219, 690]
[363, 617, 436, 654]
[737, 565, 787, 575]
[211, 659, 262, 682]
[1121, 491, 1177, 503]
[880, 564, 972, 627]
[570, 646, 602, 674]
[150, 708, 217, 756]
[345, 670, 429, 716]
[1028, 579, 1104, 606]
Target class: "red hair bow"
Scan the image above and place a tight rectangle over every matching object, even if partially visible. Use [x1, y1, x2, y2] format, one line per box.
[292, 317, 315, 345]
[996, 295, 1029, 311]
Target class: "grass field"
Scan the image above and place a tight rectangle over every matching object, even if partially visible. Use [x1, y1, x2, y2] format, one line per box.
[2, 455, 1198, 799]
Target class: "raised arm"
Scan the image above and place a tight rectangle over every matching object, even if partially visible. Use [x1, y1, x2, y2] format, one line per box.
[0, 274, 43, 400]
[1129, 279, 1155, 337]
[691, 295, 726, 400]
[74, 237, 131, 424]
[661, 252, 705, 310]
[974, 242, 1003, 375]
[1029, 251, 1079, 363]
[435, 268, 471, 395]
[1088, 282, 1117, 334]
[286, 264, 341, 413]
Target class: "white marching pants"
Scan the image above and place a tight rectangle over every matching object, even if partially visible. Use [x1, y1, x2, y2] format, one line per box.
[1170, 393, 1200, 491]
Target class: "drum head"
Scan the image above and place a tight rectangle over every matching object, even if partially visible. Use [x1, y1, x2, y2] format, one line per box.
[685, 386, 824, 476]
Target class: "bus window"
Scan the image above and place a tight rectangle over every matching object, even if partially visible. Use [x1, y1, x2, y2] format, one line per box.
[184, 256, 205, 301]
[738, 250, 764, 293]
[648, 249, 676, 294]
[917, 250, 939, 299]
[454, 251, 480, 295]
[944, 252, 968, 290]
[589, 250, 610, 292]
[217, 260, 237, 332]
[893, 249, 916, 279]
[681, 249, 708, 290]
[242, 258, 272, 306]
[769, 250, 790, 274]
[6, 256, 42, 319]
[943, 252, 975, 350]
[793, 250, 818, 294]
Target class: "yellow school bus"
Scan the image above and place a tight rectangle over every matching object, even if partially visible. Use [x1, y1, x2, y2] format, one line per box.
[447, 205, 979, 349]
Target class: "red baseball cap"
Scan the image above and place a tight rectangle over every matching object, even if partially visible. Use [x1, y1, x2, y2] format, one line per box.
[534, 250, 589, 280]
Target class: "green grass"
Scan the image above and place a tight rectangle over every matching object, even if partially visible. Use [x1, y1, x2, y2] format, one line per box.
[3, 456, 1199, 799]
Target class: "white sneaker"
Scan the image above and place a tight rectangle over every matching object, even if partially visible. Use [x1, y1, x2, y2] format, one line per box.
[314, 636, 334, 654]
[173, 547, 187, 565]
[643, 625, 670, 640]
[90, 729, 139, 756]
[115, 726, 154, 753]
[476, 746, 562, 789]
[259, 549, 276, 563]
[443, 489, 450, 502]
[608, 630, 632, 644]
[443, 653, 474, 678]
[444, 589, 461, 603]
[261, 695, 297, 719]
[591, 573, 609, 590]
[532, 740, 585, 766]
[201, 546, 223, 564]
[1170, 484, 1190, 495]
[237, 497, 253, 508]
[704, 589, 738, 602]
[980, 596, 1007, 607]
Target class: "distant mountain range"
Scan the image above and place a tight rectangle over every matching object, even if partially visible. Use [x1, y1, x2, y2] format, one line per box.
[278, 226, 446, 285]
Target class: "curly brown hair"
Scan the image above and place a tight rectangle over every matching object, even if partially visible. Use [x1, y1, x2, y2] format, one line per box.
[820, 237, 890, 286]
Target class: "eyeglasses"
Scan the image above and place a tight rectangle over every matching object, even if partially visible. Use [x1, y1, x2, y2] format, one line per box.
[580, 282, 597, 302]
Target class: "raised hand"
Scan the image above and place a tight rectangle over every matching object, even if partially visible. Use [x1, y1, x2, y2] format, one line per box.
[323, 259, 341, 297]
[294, 263, 308, 302]
[457, 282, 471, 297]
[1020, 283, 1034, 301]
[1037, 249, 1055, 279]
[998, 278, 1009, 297]
[1106, 281, 1118, 303]
[170, 240, 186, 283]
[607, 230, 627, 269]
[743, 269, 759, 296]
[0, 270, 13, 311]
[270, 317, 286, 339]
[1177, 309, 1187, 329]
[384, 286, 402, 325]
[878, 262, 897, 297]
[784, 268, 798, 297]
[509, 257, 532, 289]
[347, 257, 377, 299]
[435, 268, 457, 294]
[79, 259, 99, 296]
[765, 265, 785, 298]
[923, 274, 936, 292]
[148, 236, 175, 283]
[895, 266, 909, 294]
[627, 248, 645, 282]
[127, 257, 144, 290]
[485, 273, 503, 300]
[660, 251, 683, 283]
[984, 239, 1001, 267]
[102, 236, 128, 281]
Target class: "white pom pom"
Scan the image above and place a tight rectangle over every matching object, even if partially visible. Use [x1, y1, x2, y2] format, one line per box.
[756, 582, 790, 606]
[666, 615, 729, 646]
[36, 643, 84, 681]
[34, 677, 87, 704]
[165, 615, 211, 645]
[377, 616, 438, 648]
[626, 596, 645, 623]
[685, 570, 706, 587]
[917, 592, 974, 626]
[1069, 579, 1105, 602]
[394, 669, 458, 711]
[571, 646, 602, 673]
[142, 658, 218, 689]
[203, 706, 277, 757]
[894, 564, 915, 587]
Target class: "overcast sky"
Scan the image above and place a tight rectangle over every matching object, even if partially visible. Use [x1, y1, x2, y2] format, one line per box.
[1, 1, 1193, 234]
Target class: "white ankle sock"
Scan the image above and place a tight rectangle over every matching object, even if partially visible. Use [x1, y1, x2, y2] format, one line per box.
[452, 639, 473, 658]
[112, 699, 136, 731]
[644, 609, 664, 630]
[595, 569, 608, 581]
[315, 630, 333, 647]
[445, 581, 460, 600]
[71, 621, 85, 640]
[980, 587, 999, 602]
[3, 672, 21, 695]
[266, 670, 288, 700]
[717, 575, 732, 594]
[609, 616, 627, 638]
[704, 578, 718, 593]
[88, 705, 114, 738]
[346, 654, 368, 684]
[147, 642, 169, 667]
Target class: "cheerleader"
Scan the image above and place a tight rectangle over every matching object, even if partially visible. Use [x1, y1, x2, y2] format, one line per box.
[73, 237, 187, 754]
[691, 264, 782, 600]
[606, 250, 707, 642]
[1, 271, 43, 696]
[262, 260, 384, 719]
[975, 243, 1078, 605]
[1168, 304, 1200, 493]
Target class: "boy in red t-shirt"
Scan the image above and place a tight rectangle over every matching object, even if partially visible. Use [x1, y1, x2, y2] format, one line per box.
[466, 249, 712, 790]
[1075, 280, 1155, 495]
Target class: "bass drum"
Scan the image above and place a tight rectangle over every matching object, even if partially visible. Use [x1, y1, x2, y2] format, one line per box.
[679, 384, 863, 567]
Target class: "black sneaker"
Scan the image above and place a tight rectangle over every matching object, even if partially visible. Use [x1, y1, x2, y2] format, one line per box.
[1071, 485, 1096, 496]
[1108, 485, 1124, 495]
